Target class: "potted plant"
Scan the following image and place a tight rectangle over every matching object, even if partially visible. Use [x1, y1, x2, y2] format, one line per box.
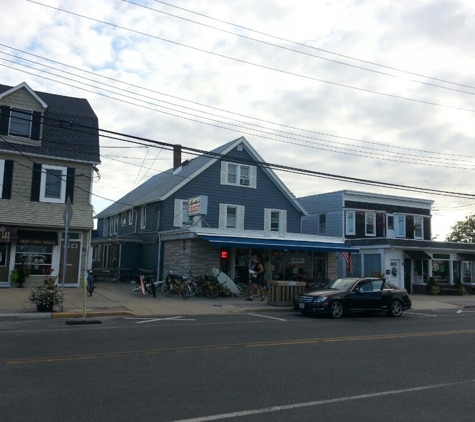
[10, 265, 30, 288]
[428, 277, 440, 295]
[454, 278, 466, 295]
[27, 269, 66, 312]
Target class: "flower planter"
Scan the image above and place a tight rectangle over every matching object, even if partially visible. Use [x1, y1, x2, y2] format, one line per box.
[36, 302, 54, 312]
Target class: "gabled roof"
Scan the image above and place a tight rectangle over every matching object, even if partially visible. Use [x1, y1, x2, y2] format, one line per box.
[0, 82, 48, 108]
[0, 82, 100, 164]
[95, 136, 307, 218]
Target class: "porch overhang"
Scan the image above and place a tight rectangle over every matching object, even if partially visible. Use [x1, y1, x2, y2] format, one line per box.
[458, 253, 475, 261]
[403, 250, 431, 260]
[198, 235, 357, 253]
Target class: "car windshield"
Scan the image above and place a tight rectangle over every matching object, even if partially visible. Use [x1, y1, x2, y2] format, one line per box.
[325, 278, 358, 290]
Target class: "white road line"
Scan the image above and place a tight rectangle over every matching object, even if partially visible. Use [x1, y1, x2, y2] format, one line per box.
[247, 313, 287, 321]
[457, 310, 463, 314]
[171, 379, 475, 422]
[404, 311, 437, 317]
[125, 316, 196, 324]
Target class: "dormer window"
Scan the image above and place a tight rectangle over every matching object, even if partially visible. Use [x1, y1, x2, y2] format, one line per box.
[0, 105, 42, 141]
[9, 108, 33, 138]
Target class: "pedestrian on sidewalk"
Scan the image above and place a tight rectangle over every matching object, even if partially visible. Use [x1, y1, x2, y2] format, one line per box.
[246, 255, 265, 301]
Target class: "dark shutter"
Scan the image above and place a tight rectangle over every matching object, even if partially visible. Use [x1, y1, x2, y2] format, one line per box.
[355, 212, 365, 237]
[376, 213, 385, 237]
[30, 163, 42, 202]
[2, 159, 13, 199]
[406, 216, 414, 239]
[423, 217, 431, 240]
[31, 111, 41, 140]
[65, 167, 75, 204]
[0, 106, 10, 135]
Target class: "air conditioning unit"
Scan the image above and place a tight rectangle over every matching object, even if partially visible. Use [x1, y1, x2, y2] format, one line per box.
[240, 178, 250, 186]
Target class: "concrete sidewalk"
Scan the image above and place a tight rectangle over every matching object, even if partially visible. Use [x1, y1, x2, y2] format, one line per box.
[1, 280, 475, 319]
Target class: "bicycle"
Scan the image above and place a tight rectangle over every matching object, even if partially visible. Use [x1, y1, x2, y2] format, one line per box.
[162, 271, 191, 299]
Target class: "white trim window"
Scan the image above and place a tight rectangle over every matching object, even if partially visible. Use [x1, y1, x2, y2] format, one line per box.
[9, 107, 33, 138]
[365, 212, 376, 236]
[128, 209, 133, 225]
[121, 212, 126, 227]
[108, 217, 113, 236]
[395, 214, 405, 237]
[319, 213, 327, 234]
[40, 165, 66, 203]
[102, 218, 108, 237]
[346, 211, 355, 235]
[264, 208, 287, 232]
[114, 215, 119, 234]
[414, 216, 423, 239]
[0, 159, 4, 198]
[220, 162, 257, 188]
[173, 199, 192, 227]
[140, 205, 146, 229]
[219, 204, 245, 230]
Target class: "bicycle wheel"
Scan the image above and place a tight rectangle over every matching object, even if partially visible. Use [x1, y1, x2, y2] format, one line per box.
[187, 281, 197, 297]
[195, 283, 204, 296]
[161, 280, 173, 297]
[178, 283, 191, 299]
[234, 282, 248, 297]
[144, 278, 155, 297]
[205, 284, 219, 299]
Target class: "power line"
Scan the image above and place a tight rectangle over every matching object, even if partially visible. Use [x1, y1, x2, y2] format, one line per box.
[149, 0, 475, 91]
[3, 59, 475, 171]
[26, 0, 475, 114]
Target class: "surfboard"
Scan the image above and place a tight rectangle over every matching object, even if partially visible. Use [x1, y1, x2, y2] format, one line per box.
[211, 268, 239, 294]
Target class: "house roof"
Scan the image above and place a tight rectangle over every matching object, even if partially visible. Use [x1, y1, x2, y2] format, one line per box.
[0, 82, 100, 164]
[94, 136, 308, 218]
[347, 238, 475, 253]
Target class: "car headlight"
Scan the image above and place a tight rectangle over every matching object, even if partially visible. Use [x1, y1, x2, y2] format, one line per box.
[313, 296, 327, 303]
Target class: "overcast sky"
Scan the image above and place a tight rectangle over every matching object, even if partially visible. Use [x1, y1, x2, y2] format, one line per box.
[2, 0, 475, 239]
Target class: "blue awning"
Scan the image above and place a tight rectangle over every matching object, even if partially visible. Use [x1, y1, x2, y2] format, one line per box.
[198, 235, 357, 253]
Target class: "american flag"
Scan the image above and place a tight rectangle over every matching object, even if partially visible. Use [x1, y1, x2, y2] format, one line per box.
[342, 252, 353, 275]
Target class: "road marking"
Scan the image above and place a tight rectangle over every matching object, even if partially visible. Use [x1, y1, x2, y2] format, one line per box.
[124, 316, 196, 324]
[170, 379, 475, 422]
[4, 328, 475, 365]
[247, 313, 287, 321]
[405, 311, 437, 317]
[457, 310, 463, 314]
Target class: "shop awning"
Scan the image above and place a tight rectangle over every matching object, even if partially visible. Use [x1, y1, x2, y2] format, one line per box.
[404, 250, 431, 260]
[17, 230, 58, 245]
[0, 225, 18, 243]
[458, 253, 475, 261]
[198, 235, 356, 252]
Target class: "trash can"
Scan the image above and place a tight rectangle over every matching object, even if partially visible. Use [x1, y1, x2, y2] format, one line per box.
[268, 281, 306, 307]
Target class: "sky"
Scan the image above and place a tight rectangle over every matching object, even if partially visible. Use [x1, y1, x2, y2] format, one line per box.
[1, 0, 475, 240]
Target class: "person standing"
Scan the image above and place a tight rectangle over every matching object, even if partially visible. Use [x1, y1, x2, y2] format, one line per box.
[246, 255, 265, 301]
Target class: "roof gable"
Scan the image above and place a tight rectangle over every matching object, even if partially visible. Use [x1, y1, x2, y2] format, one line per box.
[95, 136, 307, 218]
[0, 82, 48, 109]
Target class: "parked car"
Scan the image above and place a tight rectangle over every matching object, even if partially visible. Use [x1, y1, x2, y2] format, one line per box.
[294, 277, 411, 318]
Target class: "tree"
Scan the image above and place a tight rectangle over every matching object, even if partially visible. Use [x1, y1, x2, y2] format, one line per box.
[445, 215, 475, 243]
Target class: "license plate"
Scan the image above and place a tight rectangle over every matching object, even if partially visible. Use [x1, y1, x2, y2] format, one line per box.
[299, 303, 305, 309]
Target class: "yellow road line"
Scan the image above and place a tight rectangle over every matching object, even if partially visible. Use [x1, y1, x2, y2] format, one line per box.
[3, 328, 475, 365]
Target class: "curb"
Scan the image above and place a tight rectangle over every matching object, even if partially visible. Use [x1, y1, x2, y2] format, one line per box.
[52, 311, 138, 318]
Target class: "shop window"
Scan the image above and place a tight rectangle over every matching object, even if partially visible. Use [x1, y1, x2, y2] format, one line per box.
[365, 212, 375, 236]
[345, 211, 355, 235]
[432, 260, 449, 283]
[220, 162, 256, 188]
[363, 254, 381, 277]
[15, 244, 53, 276]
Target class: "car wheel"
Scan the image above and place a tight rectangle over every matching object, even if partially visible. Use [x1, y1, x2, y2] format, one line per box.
[389, 299, 403, 317]
[329, 300, 344, 318]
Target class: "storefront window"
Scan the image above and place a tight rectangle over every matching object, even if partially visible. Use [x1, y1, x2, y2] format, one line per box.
[312, 253, 326, 281]
[363, 254, 381, 277]
[413, 259, 429, 283]
[15, 244, 53, 275]
[432, 260, 449, 283]
[463, 262, 473, 283]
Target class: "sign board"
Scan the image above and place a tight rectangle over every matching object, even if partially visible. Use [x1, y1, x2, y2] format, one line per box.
[188, 195, 208, 216]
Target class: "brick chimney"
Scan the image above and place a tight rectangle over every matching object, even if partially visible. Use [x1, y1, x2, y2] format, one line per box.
[173, 144, 182, 170]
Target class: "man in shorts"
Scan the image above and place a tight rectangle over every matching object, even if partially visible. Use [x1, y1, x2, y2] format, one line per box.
[246, 255, 265, 301]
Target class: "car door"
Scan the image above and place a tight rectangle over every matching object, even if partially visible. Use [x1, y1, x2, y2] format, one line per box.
[350, 279, 383, 311]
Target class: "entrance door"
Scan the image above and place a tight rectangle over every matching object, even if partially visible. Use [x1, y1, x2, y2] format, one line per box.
[0, 243, 10, 286]
[388, 259, 401, 288]
[59, 240, 81, 286]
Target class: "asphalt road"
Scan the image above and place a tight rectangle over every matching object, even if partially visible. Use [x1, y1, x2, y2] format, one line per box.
[2, 309, 475, 422]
